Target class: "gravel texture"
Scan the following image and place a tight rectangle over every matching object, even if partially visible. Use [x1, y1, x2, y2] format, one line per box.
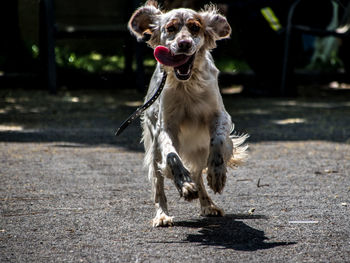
[1, 87, 350, 262]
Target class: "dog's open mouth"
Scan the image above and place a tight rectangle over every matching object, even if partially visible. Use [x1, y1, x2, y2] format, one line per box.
[154, 46, 195, 80]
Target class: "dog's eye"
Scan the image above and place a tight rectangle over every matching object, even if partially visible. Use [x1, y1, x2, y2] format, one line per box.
[189, 24, 200, 33]
[167, 25, 176, 33]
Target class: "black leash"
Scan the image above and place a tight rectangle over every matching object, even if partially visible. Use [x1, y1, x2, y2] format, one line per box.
[115, 71, 167, 136]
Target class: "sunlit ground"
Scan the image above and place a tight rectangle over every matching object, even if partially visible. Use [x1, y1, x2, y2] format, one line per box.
[0, 82, 350, 144]
[1, 83, 350, 262]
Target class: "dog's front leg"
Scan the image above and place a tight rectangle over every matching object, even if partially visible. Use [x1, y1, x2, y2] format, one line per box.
[207, 111, 234, 194]
[158, 129, 198, 201]
[193, 171, 225, 217]
[151, 169, 174, 227]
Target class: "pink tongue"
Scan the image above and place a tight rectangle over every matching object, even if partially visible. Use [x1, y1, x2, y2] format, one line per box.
[154, 46, 190, 67]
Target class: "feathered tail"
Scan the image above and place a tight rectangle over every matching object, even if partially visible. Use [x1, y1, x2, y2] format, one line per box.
[227, 132, 249, 168]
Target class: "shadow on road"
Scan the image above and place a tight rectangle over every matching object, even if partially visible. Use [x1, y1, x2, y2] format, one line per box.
[1, 88, 350, 151]
[0, 88, 145, 151]
[175, 214, 296, 251]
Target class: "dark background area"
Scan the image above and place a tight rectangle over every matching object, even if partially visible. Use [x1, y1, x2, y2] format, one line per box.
[0, 0, 349, 96]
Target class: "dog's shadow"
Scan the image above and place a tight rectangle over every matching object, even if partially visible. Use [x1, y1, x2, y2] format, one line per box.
[174, 214, 295, 251]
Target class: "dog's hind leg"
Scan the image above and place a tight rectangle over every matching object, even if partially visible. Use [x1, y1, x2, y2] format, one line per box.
[158, 130, 198, 201]
[193, 171, 224, 217]
[207, 111, 233, 194]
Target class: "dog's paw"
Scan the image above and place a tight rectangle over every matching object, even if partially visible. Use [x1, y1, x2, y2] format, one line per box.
[201, 204, 225, 217]
[152, 213, 174, 227]
[167, 153, 198, 200]
[207, 152, 227, 194]
[182, 182, 199, 201]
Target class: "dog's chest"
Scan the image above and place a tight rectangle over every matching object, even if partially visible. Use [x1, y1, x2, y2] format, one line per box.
[178, 120, 210, 155]
[161, 85, 217, 156]
[161, 85, 217, 126]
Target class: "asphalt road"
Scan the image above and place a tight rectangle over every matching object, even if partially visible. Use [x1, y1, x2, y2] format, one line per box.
[1, 87, 350, 262]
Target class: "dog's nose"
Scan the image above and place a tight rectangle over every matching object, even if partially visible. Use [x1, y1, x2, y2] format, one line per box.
[178, 39, 192, 51]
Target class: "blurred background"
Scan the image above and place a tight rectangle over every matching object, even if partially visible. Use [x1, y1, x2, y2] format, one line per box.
[0, 0, 349, 96]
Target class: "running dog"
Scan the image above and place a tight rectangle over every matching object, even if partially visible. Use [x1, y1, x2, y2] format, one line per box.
[128, 1, 248, 227]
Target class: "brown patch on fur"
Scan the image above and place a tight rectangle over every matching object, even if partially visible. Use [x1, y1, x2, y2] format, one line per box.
[129, 9, 153, 36]
[146, 0, 158, 8]
[138, 17, 152, 33]
[186, 18, 203, 34]
[166, 19, 180, 32]
[128, 4, 162, 46]
[142, 28, 153, 41]
[193, 14, 204, 25]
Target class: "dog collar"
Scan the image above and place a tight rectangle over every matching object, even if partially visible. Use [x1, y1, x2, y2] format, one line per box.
[115, 70, 167, 136]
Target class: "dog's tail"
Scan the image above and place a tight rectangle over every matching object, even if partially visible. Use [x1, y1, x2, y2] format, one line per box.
[227, 132, 249, 168]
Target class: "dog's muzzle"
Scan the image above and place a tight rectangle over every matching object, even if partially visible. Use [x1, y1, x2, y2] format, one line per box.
[154, 45, 195, 81]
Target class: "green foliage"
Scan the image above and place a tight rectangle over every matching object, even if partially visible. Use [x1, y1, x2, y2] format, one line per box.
[215, 58, 251, 72]
[54, 47, 126, 73]
[30, 45, 249, 73]
[31, 45, 39, 59]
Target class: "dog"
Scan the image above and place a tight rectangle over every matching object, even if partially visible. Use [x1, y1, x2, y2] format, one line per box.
[128, 1, 248, 227]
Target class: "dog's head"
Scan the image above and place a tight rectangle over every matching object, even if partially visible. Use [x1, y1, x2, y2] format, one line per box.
[128, 1, 231, 81]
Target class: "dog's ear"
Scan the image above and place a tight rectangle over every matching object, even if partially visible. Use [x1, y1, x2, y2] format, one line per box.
[128, 1, 162, 44]
[199, 5, 231, 49]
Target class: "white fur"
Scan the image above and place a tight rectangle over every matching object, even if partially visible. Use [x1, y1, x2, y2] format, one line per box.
[129, 1, 248, 227]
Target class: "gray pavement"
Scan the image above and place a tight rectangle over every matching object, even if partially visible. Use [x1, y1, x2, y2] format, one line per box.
[1, 87, 350, 262]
